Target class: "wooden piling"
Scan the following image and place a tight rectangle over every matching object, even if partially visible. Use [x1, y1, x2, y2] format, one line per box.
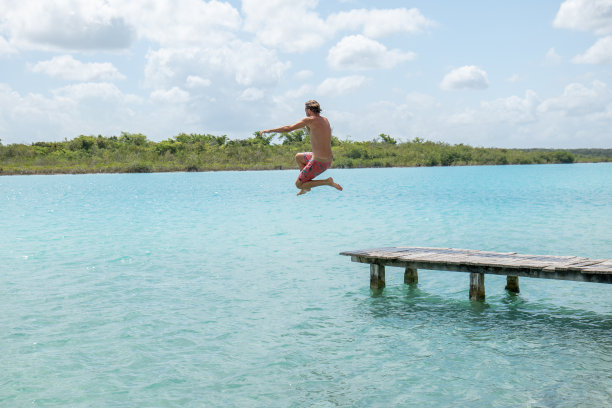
[505, 276, 520, 293]
[341, 246, 612, 301]
[469, 273, 485, 301]
[370, 264, 385, 290]
[404, 267, 418, 285]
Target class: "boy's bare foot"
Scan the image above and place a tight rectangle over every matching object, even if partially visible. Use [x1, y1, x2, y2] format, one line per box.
[328, 177, 343, 191]
[297, 188, 311, 196]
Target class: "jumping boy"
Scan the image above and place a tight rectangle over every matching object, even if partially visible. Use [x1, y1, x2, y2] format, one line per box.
[261, 100, 343, 195]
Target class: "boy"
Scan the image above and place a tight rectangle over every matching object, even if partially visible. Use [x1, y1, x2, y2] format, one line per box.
[261, 100, 343, 195]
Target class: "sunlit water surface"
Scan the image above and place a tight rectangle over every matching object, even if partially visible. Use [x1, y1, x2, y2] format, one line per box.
[1, 164, 611, 407]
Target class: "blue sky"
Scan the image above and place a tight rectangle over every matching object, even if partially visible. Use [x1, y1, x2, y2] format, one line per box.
[1, 0, 611, 147]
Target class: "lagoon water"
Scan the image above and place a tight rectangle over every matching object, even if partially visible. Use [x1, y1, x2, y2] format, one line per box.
[1, 164, 611, 407]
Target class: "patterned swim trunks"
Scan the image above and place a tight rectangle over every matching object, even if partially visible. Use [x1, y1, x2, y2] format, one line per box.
[298, 152, 331, 183]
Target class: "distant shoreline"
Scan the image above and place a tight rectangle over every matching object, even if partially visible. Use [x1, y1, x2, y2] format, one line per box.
[1, 133, 610, 176]
[1, 160, 610, 177]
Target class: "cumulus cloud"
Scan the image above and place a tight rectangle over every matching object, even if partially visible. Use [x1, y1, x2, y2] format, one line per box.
[120, 0, 240, 47]
[242, 0, 329, 52]
[537, 81, 611, 116]
[238, 87, 264, 101]
[242, 2, 434, 53]
[150, 87, 190, 104]
[316, 75, 367, 96]
[144, 43, 290, 90]
[283, 84, 313, 100]
[51, 82, 142, 105]
[554, 0, 612, 35]
[0, 0, 242, 51]
[480, 91, 540, 124]
[294, 70, 314, 80]
[440, 66, 489, 91]
[29, 55, 125, 81]
[328, 8, 436, 38]
[186, 75, 211, 88]
[0, 82, 145, 143]
[327, 35, 415, 70]
[572, 36, 612, 64]
[0, 36, 16, 55]
[0, 0, 135, 51]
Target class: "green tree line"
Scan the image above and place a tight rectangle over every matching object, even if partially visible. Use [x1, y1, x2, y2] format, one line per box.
[0, 131, 609, 175]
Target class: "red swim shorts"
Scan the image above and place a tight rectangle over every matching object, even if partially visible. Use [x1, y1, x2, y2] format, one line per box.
[298, 152, 331, 183]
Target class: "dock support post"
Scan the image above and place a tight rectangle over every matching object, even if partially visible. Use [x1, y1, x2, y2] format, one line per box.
[469, 273, 485, 301]
[505, 276, 520, 293]
[404, 267, 418, 285]
[370, 264, 385, 290]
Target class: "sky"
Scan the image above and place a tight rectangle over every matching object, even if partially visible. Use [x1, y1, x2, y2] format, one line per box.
[1, 0, 611, 148]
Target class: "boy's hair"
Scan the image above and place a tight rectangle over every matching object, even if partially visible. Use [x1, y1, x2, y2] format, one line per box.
[305, 100, 321, 114]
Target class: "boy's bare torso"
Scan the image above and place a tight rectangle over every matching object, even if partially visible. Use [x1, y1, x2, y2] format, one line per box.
[305, 115, 333, 162]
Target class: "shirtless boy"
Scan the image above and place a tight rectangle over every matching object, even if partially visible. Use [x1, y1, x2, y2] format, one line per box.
[261, 100, 343, 195]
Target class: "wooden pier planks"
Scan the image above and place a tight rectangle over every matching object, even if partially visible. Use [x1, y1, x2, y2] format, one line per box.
[340, 247, 612, 285]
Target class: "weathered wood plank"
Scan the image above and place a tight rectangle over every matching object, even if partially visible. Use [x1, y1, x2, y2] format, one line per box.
[341, 247, 612, 284]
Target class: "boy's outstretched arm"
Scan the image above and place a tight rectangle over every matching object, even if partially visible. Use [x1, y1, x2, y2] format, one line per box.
[261, 117, 310, 134]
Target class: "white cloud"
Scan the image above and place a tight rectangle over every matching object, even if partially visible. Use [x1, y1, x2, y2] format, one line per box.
[480, 91, 540, 124]
[316, 75, 367, 96]
[150, 87, 190, 104]
[328, 8, 436, 38]
[0, 82, 146, 143]
[572, 36, 612, 64]
[242, 2, 434, 53]
[186, 75, 211, 88]
[51, 82, 136, 101]
[537, 81, 611, 116]
[327, 35, 415, 70]
[238, 87, 264, 101]
[333, 81, 612, 147]
[440, 66, 489, 91]
[242, 0, 329, 52]
[0, 0, 135, 51]
[144, 43, 290, 90]
[0, 35, 16, 55]
[29, 55, 125, 81]
[284, 84, 313, 99]
[294, 70, 314, 80]
[120, 0, 240, 47]
[0, 0, 242, 52]
[554, 0, 612, 35]
[545, 48, 563, 64]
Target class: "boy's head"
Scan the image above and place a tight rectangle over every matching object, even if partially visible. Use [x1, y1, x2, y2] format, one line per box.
[305, 100, 321, 115]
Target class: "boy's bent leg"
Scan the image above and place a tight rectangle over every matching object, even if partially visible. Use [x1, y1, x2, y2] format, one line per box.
[295, 152, 311, 170]
[296, 177, 342, 192]
[294, 157, 341, 194]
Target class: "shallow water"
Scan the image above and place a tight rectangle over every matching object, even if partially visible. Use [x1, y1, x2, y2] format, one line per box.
[1, 164, 611, 407]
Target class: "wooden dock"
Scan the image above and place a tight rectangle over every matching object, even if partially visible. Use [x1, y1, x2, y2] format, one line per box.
[340, 247, 612, 300]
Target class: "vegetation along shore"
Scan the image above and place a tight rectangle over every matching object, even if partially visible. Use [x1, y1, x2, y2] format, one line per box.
[1, 131, 610, 175]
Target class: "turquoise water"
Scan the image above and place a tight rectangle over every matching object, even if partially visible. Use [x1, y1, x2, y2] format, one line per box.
[1, 164, 611, 407]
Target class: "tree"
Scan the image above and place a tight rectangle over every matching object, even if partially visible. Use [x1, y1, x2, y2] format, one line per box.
[379, 133, 397, 145]
[249, 131, 273, 146]
[278, 129, 305, 145]
[119, 132, 148, 146]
